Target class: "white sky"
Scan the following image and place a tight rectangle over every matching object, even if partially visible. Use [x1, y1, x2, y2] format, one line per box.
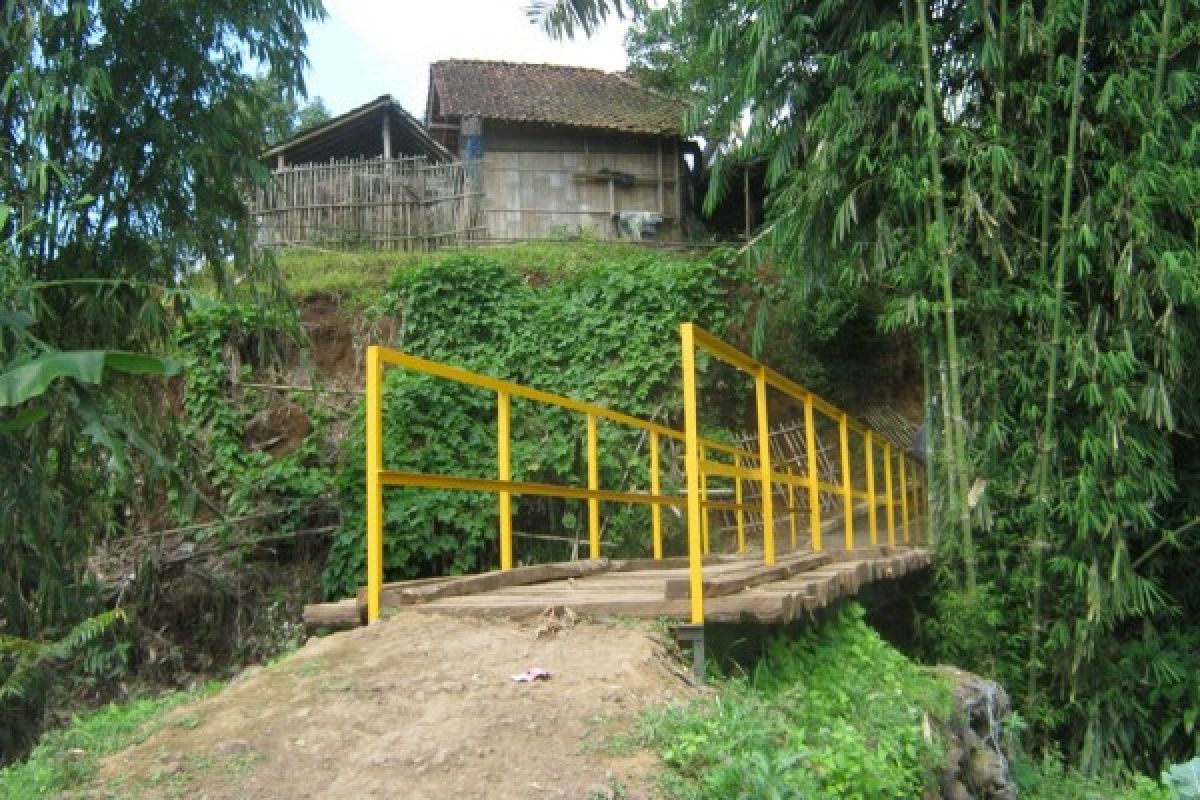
[303, 1, 632, 117]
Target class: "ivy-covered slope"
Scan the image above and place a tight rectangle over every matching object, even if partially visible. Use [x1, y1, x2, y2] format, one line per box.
[321, 250, 746, 598]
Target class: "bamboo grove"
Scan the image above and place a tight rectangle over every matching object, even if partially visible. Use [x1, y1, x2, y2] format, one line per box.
[610, 0, 1200, 773]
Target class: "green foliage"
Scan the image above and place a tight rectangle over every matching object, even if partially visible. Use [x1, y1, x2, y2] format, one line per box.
[618, 0, 1200, 773]
[526, 0, 636, 39]
[0, 682, 221, 798]
[643, 604, 951, 799]
[253, 71, 332, 147]
[321, 249, 744, 597]
[174, 301, 333, 531]
[1014, 752, 1172, 800]
[0, 0, 323, 763]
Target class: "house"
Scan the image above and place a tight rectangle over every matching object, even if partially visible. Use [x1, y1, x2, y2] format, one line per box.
[425, 60, 691, 242]
[252, 96, 479, 250]
[264, 94, 451, 167]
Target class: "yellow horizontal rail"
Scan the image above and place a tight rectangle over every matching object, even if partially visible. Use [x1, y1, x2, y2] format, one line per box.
[378, 470, 688, 507]
[377, 346, 686, 442]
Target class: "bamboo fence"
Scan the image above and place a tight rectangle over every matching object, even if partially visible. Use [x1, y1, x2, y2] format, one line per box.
[251, 156, 485, 251]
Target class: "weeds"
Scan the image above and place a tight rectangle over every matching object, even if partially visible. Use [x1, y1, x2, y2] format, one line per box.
[0, 682, 221, 797]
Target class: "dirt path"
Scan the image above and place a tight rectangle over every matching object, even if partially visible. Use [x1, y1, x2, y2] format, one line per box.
[84, 613, 694, 799]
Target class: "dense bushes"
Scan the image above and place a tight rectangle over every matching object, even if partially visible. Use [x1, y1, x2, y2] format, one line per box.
[321, 250, 745, 597]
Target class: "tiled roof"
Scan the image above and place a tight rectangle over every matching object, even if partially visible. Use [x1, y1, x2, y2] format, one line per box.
[428, 60, 686, 136]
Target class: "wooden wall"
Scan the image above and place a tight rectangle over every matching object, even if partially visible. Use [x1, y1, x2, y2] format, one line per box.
[478, 123, 685, 242]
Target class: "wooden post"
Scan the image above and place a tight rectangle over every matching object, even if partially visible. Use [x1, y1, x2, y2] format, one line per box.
[382, 112, 392, 160]
[657, 138, 664, 215]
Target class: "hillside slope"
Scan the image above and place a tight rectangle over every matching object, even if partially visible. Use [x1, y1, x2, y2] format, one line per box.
[80, 613, 693, 799]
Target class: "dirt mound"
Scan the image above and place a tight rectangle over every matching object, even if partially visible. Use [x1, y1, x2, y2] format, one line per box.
[86, 613, 693, 799]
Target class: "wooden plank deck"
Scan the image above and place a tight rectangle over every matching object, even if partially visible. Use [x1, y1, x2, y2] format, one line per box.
[305, 542, 932, 628]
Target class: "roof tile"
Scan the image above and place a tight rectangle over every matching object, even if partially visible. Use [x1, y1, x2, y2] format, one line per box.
[429, 60, 686, 136]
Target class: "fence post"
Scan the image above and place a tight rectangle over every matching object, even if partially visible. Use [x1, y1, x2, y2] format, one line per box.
[365, 346, 384, 624]
[587, 413, 600, 559]
[680, 324, 705, 625]
[865, 431, 878, 547]
[755, 367, 775, 566]
[701, 470, 710, 555]
[839, 413, 854, 551]
[651, 430, 663, 560]
[899, 453, 910, 544]
[804, 394, 822, 552]
[497, 391, 513, 570]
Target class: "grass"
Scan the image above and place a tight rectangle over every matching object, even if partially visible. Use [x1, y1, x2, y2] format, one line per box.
[641, 604, 952, 800]
[0, 681, 222, 799]
[274, 240, 706, 306]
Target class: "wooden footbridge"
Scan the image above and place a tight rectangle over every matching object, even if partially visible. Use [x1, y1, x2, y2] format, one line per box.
[305, 324, 931, 639]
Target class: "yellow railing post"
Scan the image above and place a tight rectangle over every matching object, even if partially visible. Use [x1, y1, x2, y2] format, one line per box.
[587, 413, 600, 559]
[839, 412, 854, 551]
[734, 452, 745, 553]
[650, 430, 663, 560]
[803, 394, 822, 552]
[365, 346, 384, 624]
[700, 469, 710, 555]
[865, 431, 877, 547]
[755, 367, 775, 565]
[787, 471, 798, 550]
[680, 324, 705, 625]
[910, 459, 921, 535]
[899, 453, 910, 544]
[884, 441, 896, 548]
[497, 391, 513, 570]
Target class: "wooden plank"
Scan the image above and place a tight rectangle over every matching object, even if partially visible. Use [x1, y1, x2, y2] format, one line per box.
[374, 559, 613, 608]
[611, 553, 744, 572]
[663, 552, 831, 599]
[355, 574, 462, 607]
[362, 556, 614, 606]
[303, 599, 363, 629]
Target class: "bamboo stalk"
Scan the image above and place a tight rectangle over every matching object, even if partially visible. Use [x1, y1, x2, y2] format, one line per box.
[1027, 0, 1090, 724]
[915, 0, 975, 591]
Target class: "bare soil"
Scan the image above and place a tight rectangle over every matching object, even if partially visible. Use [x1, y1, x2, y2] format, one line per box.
[84, 612, 694, 800]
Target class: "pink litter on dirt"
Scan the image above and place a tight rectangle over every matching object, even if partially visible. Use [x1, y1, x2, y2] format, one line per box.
[511, 667, 551, 683]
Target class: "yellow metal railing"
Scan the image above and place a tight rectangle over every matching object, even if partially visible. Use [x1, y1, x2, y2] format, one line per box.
[364, 344, 697, 623]
[678, 323, 927, 624]
[364, 326, 927, 625]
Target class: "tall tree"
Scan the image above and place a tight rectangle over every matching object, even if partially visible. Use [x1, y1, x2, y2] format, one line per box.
[0, 0, 324, 760]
